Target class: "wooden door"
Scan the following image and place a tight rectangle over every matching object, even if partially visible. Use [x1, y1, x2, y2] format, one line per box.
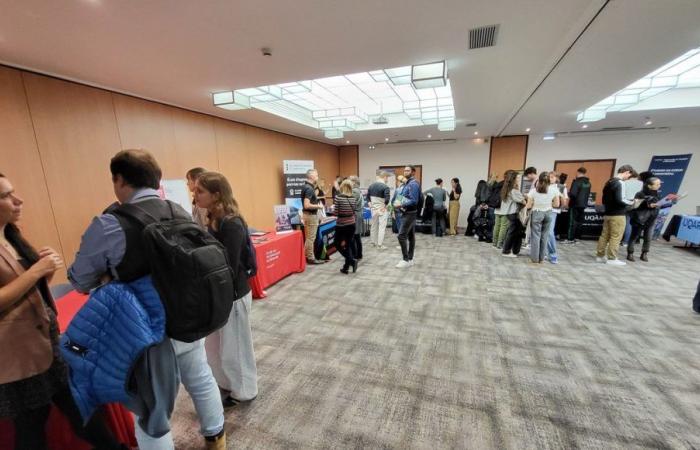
[554, 159, 616, 205]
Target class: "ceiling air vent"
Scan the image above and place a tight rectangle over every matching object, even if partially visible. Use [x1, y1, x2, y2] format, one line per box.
[465, 123, 478, 127]
[469, 25, 499, 49]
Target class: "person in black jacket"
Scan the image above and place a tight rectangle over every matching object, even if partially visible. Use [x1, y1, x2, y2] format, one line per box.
[626, 177, 660, 262]
[465, 179, 487, 236]
[566, 167, 591, 243]
[195, 172, 258, 409]
[693, 279, 700, 314]
[595, 164, 635, 265]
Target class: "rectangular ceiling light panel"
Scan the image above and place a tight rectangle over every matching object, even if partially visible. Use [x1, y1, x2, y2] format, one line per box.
[577, 47, 700, 122]
[212, 61, 455, 138]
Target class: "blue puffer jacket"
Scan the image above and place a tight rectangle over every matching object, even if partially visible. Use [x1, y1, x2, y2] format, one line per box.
[59, 276, 166, 422]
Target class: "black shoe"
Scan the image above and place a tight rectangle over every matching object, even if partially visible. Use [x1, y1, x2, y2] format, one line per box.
[640, 252, 648, 262]
[352, 260, 358, 273]
[340, 266, 349, 274]
[627, 254, 635, 262]
[223, 395, 257, 408]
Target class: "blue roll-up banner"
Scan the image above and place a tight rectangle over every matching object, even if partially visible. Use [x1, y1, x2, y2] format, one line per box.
[648, 154, 692, 239]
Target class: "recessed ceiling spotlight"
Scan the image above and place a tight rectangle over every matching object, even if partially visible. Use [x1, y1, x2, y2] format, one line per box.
[346, 140, 350, 144]
[473, 131, 479, 135]
[525, 128, 531, 132]
[581, 124, 588, 129]
[369, 145, 375, 149]
[385, 137, 389, 141]
[644, 117, 653, 126]
[427, 134, 432, 139]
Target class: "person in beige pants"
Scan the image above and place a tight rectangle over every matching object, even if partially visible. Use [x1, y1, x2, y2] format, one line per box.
[595, 164, 635, 265]
[301, 169, 325, 264]
[448, 177, 462, 235]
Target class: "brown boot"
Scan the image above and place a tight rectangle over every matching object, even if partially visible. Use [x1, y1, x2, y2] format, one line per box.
[205, 430, 226, 450]
[627, 253, 635, 262]
[640, 252, 648, 262]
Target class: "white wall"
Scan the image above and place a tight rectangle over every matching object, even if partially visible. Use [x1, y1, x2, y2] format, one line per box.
[358, 139, 490, 227]
[527, 125, 700, 217]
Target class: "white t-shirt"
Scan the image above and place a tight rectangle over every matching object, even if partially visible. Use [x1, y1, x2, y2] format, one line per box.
[531, 185, 559, 211]
[552, 185, 568, 214]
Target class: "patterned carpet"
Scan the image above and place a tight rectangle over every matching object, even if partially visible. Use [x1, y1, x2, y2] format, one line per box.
[171, 232, 700, 449]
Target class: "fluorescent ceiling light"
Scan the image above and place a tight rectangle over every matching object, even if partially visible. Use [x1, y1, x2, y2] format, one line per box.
[212, 61, 455, 139]
[577, 47, 700, 123]
[543, 133, 556, 140]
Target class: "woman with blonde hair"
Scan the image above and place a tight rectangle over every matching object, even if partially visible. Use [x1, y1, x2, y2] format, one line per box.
[334, 180, 358, 273]
[194, 172, 258, 407]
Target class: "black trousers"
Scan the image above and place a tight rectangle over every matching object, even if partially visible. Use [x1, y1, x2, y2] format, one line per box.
[335, 224, 356, 268]
[351, 233, 363, 259]
[13, 383, 121, 450]
[465, 205, 478, 236]
[568, 207, 585, 241]
[627, 222, 653, 255]
[693, 279, 700, 313]
[432, 210, 445, 237]
[502, 213, 524, 255]
[398, 211, 417, 261]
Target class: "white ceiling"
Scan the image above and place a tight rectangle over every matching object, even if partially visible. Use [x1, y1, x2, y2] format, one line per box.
[1, 0, 699, 145]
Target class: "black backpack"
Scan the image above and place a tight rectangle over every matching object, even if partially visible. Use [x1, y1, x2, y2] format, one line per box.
[114, 201, 236, 343]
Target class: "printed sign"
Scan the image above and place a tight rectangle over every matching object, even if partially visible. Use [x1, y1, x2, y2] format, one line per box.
[274, 205, 293, 233]
[648, 154, 692, 238]
[284, 160, 314, 225]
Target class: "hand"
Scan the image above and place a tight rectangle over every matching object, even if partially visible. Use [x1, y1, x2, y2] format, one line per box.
[650, 203, 658, 208]
[30, 253, 64, 278]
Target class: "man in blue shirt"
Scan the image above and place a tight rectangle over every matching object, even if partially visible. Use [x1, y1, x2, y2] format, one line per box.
[68, 149, 226, 450]
[396, 165, 421, 268]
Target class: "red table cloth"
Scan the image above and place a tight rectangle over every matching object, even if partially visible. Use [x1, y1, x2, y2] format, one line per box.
[0, 291, 137, 450]
[249, 230, 306, 299]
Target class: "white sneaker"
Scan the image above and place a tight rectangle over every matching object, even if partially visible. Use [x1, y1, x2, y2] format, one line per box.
[377, 245, 387, 250]
[408, 259, 415, 266]
[502, 253, 517, 258]
[595, 256, 606, 263]
[395, 260, 410, 268]
[606, 259, 626, 266]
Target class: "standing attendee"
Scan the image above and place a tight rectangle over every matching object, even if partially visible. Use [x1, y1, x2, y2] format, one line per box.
[693, 280, 700, 314]
[396, 166, 421, 268]
[554, 173, 569, 240]
[465, 179, 487, 237]
[331, 176, 343, 200]
[0, 174, 125, 450]
[546, 171, 568, 264]
[426, 179, 448, 237]
[501, 172, 527, 257]
[68, 150, 226, 450]
[301, 169, 325, 265]
[367, 171, 391, 249]
[194, 172, 258, 408]
[622, 171, 643, 246]
[391, 175, 407, 234]
[627, 177, 661, 262]
[186, 167, 209, 228]
[492, 170, 513, 249]
[349, 176, 364, 260]
[566, 167, 591, 244]
[315, 178, 327, 207]
[447, 178, 462, 236]
[521, 167, 538, 194]
[333, 180, 358, 273]
[527, 172, 560, 264]
[596, 164, 635, 265]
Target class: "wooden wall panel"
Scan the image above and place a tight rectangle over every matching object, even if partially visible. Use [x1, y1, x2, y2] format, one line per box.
[0, 67, 65, 280]
[170, 108, 219, 178]
[489, 135, 528, 180]
[213, 118, 253, 223]
[112, 93, 177, 172]
[22, 73, 122, 263]
[338, 145, 359, 177]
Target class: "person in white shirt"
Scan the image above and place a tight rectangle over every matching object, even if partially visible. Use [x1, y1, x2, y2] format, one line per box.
[622, 171, 643, 246]
[525, 172, 560, 263]
[546, 171, 568, 264]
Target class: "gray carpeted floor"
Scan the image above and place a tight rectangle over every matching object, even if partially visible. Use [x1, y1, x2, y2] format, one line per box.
[171, 233, 700, 449]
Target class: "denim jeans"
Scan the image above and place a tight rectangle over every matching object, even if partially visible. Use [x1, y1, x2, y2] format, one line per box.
[622, 214, 631, 245]
[135, 339, 224, 450]
[530, 210, 552, 263]
[546, 211, 559, 261]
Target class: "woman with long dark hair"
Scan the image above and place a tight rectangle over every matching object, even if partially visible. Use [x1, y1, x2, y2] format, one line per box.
[333, 180, 358, 274]
[526, 172, 560, 263]
[500, 172, 527, 257]
[447, 178, 462, 236]
[0, 174, 124, 450]
[627, 177, 661, 262]
[195, 172, 258, 408]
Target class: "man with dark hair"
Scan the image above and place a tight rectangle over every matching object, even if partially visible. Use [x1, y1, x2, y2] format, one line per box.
[566, 167, 591, 244]
[522, 167, 538, 193]
[596, 164, 635, 265]
[426, 178, 447, 237]
[69, 149, 227, 450]
[367, 170, 391, 248]
[186, 167, 208, 227]
[396, 165, 421, 268]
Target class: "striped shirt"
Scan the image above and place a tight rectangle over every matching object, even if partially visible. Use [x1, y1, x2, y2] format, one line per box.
[334, 194, 356, 227]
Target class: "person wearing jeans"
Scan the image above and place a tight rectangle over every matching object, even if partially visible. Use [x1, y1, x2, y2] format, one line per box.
[396, 166, 421, 268]
[500, 172, 526, 257]
[546, 172, 568, 264]
[135, 339, 225, 450]
[596, 165, 635, 265]
[526, 172, 559, 264]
